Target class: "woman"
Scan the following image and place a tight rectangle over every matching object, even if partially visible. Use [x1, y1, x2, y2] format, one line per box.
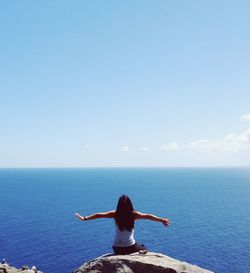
[75, 194, 171, 255]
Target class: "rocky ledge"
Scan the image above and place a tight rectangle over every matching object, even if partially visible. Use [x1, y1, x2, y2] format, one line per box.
[0, 260, 42, 273]
[73, 252, 214, 273]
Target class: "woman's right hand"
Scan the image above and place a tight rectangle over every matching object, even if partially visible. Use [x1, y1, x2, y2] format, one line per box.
[162, 218, 171, 227]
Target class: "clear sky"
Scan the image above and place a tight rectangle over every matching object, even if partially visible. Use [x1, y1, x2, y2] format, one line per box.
[0, 1, 249, 167]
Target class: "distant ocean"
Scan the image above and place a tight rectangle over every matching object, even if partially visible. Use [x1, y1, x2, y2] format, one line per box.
[0, 168, 250, 273]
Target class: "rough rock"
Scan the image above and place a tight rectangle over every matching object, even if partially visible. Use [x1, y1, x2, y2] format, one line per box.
[0, 262, 42, 273]
[73, 252, 214, 273]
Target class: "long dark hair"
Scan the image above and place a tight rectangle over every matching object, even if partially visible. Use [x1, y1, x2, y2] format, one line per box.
[115, 194, 135, 232]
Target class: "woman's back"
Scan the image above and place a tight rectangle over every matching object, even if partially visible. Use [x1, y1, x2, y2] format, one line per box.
[113, 224, 135, 247]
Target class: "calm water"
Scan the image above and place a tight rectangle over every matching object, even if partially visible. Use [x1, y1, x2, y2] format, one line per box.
[0, 168, 250, 273]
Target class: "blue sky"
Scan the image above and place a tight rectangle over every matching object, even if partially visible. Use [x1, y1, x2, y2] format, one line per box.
[0, 1, 249, 167]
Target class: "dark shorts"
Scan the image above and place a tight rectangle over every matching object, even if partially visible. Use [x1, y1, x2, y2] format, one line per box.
[112, 242, 147, 255]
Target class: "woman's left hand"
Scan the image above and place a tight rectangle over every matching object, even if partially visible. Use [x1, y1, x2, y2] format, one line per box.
[75, 212, 84, 220]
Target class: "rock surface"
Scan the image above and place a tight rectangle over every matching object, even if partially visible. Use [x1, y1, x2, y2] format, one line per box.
[73, 252, 214, 273]
[0, 262, 42, 273]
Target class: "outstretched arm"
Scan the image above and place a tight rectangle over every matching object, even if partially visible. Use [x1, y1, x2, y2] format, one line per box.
[134, 211, 171, 227]
[75, 210, 115, 221]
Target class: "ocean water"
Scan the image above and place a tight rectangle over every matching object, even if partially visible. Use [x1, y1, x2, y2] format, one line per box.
[0, 168, 250, 273]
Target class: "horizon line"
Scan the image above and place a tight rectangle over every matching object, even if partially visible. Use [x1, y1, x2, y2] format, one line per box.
[0, 165, 250, 169]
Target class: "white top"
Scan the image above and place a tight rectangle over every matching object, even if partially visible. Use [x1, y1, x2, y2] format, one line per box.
[113, 225, 136, 247]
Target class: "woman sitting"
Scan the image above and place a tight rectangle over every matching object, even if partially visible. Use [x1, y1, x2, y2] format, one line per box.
[75, 194, 171, 255]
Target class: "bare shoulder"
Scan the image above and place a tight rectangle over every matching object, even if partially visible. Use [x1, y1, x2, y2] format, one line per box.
[98, 210, 116, 218]
[133, 210, 146, 220]
[106, 210, 116, 217]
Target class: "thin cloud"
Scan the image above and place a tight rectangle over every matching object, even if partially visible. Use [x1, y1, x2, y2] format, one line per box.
[223, 129, 250, 151]
[84, 145, 91, 149]
[240, 114, 250, 121]
[188, 128, 250, 153]
[141, 147, 149, 152]
[160, 142, 180, 151]
[120, 145, 129, 152]
[188, 139, 219, 152]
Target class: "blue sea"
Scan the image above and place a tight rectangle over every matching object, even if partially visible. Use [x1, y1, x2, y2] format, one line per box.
[0, 168, 250, 273]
